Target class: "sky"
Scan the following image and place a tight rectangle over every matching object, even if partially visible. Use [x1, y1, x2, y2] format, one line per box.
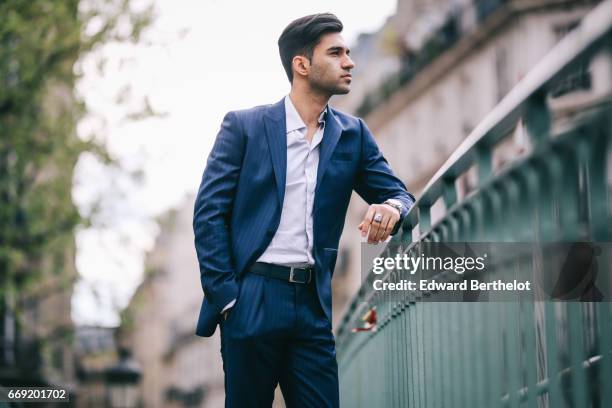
[71, 0, 397, 327]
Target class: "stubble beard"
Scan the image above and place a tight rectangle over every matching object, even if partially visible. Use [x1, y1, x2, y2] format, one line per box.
[309, 64, 351, 96]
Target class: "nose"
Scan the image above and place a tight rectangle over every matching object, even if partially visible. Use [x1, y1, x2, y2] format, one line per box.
[343, 55, 355, 70]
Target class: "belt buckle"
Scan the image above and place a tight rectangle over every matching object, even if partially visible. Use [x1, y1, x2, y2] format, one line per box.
[289, 266, 309, 284]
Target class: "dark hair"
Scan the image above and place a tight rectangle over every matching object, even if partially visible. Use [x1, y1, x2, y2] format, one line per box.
[278, 13, 343, 83]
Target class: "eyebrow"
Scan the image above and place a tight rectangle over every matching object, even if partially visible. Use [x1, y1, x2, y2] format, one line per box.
[327, 46, 350, 54]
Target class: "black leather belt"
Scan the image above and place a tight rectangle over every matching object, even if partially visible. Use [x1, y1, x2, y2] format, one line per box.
[249, 262, 314, 284]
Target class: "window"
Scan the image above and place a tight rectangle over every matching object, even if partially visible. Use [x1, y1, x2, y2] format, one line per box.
[495, 47, 511, 102]
[550, 21, 591, 98]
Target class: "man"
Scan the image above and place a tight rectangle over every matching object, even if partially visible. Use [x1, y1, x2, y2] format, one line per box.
[193, 13, 415, 408]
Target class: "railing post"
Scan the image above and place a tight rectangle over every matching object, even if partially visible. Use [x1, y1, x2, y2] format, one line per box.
[442, 176, 458, 209]
[524, 90, 551, 149]
[418, 203, 432, 237]
[477, 144, 492, 188]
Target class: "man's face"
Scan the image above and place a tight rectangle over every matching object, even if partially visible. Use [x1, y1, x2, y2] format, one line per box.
[306, 32, 355, 95]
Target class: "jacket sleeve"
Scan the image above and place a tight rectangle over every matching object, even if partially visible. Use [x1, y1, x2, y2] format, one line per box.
[193, 111, 244, 312]
[353, 118, 416, 236]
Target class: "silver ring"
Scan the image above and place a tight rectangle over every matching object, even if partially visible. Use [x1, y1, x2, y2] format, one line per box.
[373, 213, 383, 223]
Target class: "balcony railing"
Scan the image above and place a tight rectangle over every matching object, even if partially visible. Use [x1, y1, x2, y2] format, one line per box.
[336, 0, 612, 406]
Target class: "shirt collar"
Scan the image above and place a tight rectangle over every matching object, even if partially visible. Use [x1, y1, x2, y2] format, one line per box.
[284, 95, 327, 134]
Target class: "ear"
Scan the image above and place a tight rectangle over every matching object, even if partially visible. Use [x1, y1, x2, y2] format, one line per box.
[292, 55, 310, 78]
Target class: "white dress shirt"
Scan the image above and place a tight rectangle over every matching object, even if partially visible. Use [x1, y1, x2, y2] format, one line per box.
[256, 95, 326, 266]
[223, 95, 326, 312]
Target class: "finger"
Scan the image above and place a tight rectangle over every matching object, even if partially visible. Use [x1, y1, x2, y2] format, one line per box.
[380, 216, 393, 241]
[382, 208, 401, 241]
[382, 218, 398, 241]
[368, 213, 384, 243]
[365, 206, 376, 223]
[379, 219, 395, 242]
[374, 214, 391, 242]
[361, 206, 376, 237]
[368, 223, 380, 243]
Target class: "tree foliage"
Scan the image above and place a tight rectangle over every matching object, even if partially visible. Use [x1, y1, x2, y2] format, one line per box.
[0, 0, 153, 298]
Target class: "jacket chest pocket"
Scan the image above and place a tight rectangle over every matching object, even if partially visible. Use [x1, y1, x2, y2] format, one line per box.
[326, 153, 357, 183]
[331, 151, 355, 162]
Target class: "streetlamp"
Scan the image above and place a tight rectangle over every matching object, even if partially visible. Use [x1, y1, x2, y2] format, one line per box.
[105, 347, 141, 408]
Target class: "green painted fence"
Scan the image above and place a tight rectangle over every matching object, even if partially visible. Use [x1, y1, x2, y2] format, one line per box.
[336, 1, 612, 407]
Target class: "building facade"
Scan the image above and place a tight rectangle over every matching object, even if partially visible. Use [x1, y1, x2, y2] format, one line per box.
[121, 199, 225, 408]
[331, 0, 604, 328]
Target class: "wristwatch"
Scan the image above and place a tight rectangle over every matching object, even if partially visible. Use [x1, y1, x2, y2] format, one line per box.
[383, 199, 403, 216]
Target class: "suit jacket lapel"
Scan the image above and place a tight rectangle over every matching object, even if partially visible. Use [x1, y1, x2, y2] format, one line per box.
[264, 98, 287, 207]
[313, 108, 343, 249]
[316, 108, 343, 193]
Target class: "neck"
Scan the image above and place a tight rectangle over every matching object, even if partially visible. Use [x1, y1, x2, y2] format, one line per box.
[289, 84, 329, 127]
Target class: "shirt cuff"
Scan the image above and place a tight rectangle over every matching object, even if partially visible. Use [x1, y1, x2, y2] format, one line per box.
[221, 299, 236, 313]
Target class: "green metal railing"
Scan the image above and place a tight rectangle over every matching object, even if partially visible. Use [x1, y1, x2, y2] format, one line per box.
[336, 1, 612, 407]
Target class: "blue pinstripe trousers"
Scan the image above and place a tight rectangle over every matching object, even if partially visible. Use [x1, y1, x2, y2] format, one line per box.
[219, 270, 339, 408]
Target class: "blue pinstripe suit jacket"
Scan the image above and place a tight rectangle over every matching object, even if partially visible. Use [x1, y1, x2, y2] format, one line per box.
[193, 97, 415, 337]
